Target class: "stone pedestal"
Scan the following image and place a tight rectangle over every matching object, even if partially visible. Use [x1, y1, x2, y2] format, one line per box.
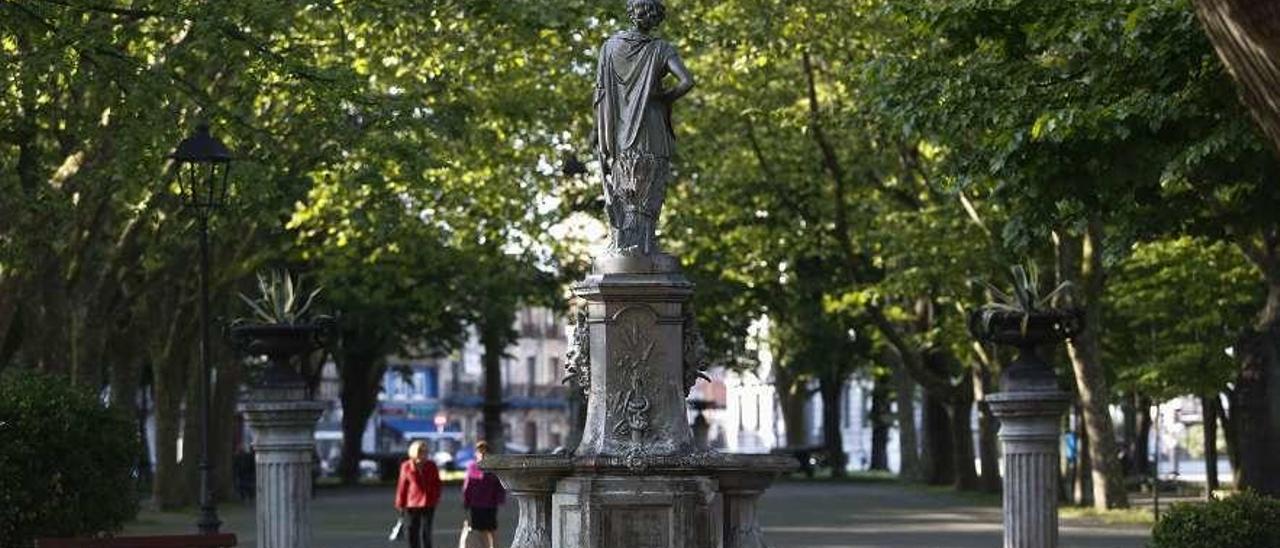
[572, 258, 696, 458]
[240, 392, 325, 548]
[716, 466, 778, 548]
[486, 255, 795, 548]
[554, 474, 720, 548]
[986, 390, 1071, 548]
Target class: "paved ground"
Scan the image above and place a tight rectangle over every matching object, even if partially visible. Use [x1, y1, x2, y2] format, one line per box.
[125, 480, 1150, 547]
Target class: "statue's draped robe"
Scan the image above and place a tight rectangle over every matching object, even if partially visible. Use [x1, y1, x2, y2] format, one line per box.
[595, 31, 677, 254]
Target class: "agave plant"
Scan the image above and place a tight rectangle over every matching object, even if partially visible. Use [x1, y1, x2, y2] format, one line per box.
[237, 269, 322, 325]
[975, 263, 1073, 335]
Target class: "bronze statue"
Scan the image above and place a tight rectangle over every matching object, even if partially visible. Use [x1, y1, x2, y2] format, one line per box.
[595, 0, 694, 256]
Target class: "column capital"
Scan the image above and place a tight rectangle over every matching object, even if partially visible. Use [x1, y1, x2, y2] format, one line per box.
[985, 390, 1071, 418]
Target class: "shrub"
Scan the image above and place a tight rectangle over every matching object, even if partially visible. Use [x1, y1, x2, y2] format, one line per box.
[0, 370, 140, 546]
[1150, 491, 1280, 548]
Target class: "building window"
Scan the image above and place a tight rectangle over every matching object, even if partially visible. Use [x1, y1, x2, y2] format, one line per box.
[526, 356, 537, 387]
[549, 357, 561, 384]
[413, 370, 427, 401]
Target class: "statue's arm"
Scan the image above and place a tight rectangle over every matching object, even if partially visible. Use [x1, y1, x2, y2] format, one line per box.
[662, 53, 695, 103]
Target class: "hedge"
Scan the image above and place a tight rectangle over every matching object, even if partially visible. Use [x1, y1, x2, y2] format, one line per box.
[0, 370, 140, 546]
[1150, 490, 1280, 548]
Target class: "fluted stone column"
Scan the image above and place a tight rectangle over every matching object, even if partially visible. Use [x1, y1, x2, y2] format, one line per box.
[986, 391, 1071, 548]
[241, 397, 325, 548]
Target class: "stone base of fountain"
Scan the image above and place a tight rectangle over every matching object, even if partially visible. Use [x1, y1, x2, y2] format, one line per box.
[484, 260, 796, 548]
[483, 453, 794, 548]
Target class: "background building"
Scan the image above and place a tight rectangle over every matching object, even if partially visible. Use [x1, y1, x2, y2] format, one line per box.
[303, 307, 572, 473]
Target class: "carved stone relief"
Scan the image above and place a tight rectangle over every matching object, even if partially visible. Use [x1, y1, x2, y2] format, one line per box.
[608, 309, 656, 445]
[563, 308, 590, 397]
[681, 306, 710, 396]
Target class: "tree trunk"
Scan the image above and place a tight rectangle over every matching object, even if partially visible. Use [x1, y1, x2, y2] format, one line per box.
[1215, 391, 1241, 487]
[1059, 222, 1129, 509]
[922, 388, 954, 486]
[109, 349, 140, 415]
[870, 371, 892, 471]
[1134, 394, 1154, 478]
[1234, 324, 1280, 495]
[1121, 392, 1137, 477]
[775, 366, 810, 448]
[819, 376, 848, 477]
[212, 345, 242, 501]
[1196, 0, 1280, 495]
[480, 324, 507, 453]
[974, 366, 1001, 492]
[949, 394, 979, 491]
[152, 323, 192, 510]
[887, 348, 922, 480]
[1193, 0, 1280, 158]
[337, 346, 385, 485]
[108, 337, 147, 492]
[1202, 392, 1220, 496]
[0, 278, 20, 370]
[181, 357, 203, 505]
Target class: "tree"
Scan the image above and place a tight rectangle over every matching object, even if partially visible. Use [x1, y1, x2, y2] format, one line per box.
[2, 0, 601, 500]
[857, 0, 1280, 507]
[1108, 237, 1263, 490]
[1194, 1, 1280, 157]
[1193, 0, 1280, 497]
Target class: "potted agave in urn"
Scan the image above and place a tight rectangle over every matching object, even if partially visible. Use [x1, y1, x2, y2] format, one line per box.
[232, 270, 327, 390]
[969, 264, 1083, 391]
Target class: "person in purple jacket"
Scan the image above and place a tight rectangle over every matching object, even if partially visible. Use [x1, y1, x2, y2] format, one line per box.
[461, 441, 505, 548]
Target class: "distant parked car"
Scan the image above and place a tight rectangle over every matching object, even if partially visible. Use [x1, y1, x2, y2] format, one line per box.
[358, 458, 379, 480]
[432, 450, 454, 469]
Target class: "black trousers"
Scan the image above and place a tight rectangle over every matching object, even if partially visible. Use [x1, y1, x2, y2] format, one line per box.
[406, 507, 435, 548]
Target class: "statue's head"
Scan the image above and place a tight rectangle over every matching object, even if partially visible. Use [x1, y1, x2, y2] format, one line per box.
[627, 0, 666, 33]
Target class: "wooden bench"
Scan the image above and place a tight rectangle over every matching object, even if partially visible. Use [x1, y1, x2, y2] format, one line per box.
[35, 534, 237, 548]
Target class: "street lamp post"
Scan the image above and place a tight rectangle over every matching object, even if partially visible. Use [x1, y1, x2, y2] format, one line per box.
[171, 122, 233, 534]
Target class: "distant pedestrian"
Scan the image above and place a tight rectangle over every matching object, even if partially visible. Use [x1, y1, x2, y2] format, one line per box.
[395, 440, 442, 548]
[460, 441, 505, 548]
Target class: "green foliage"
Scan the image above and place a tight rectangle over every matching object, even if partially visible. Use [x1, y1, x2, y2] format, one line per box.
[974, 263, 1074, 334]
[237, 269, 322, 325]
[1150, 491, 1280, 548]
[980, 264, 1073, 315]
[0, 370, 140, 545]
[1107, 237, 1262, 398]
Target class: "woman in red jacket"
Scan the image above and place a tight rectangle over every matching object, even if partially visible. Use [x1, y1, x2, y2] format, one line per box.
[395, 440, 442, 548]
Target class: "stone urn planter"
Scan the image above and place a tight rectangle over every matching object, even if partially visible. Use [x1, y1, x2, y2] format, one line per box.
[969, 307, 1082, 392]
[231, 323, 324, 389]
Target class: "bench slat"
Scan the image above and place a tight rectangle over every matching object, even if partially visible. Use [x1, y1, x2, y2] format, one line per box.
[35, 533, 237, 548]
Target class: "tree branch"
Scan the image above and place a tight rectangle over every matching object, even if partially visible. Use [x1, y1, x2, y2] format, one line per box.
[26, 0, 173, 19]
[865, 303, 956, 398]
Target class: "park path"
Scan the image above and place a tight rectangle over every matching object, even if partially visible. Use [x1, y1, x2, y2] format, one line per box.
[759, 481, 1148, 548]
[124, 480, 1149, 547]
